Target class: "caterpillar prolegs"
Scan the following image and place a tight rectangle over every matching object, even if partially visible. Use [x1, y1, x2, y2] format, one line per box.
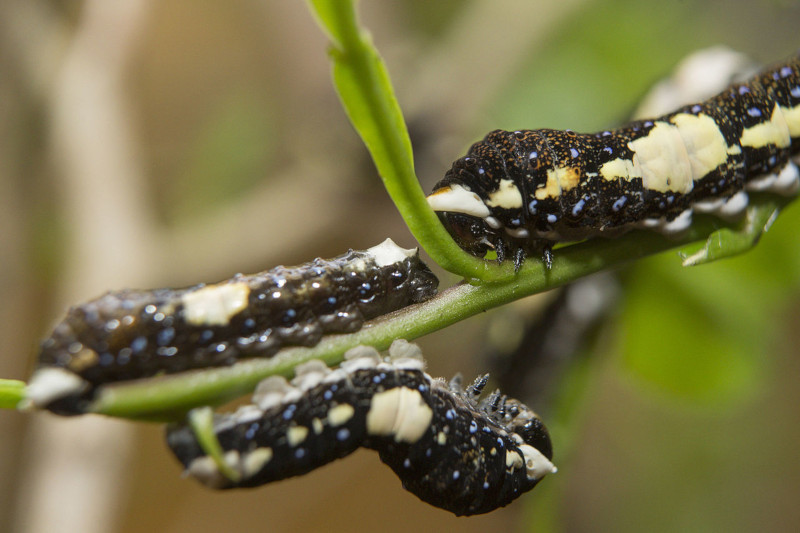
[27, 239, 438, 414]
[428, 54, 800, 269]
[166, 342, 555, 516]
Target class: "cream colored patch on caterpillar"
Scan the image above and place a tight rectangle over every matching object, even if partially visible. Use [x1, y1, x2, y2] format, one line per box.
[485, 179, 523, 209]
[535, 166, 581, 200]
[600, 115, 729, 192]
[287, 425, 309, 446]
[242, 447, 273, 477]
[671, 113, 730, 179]
[740, 104, 792, 149]
[365, 387, 433, 444]
[629, 121, 694, 193]
[599, 157, 643, 182]
[780, 103, 800, 138]
[181, 282, 250, 326]
[505, 449, 524, 472]
[327, 404, 355, 427]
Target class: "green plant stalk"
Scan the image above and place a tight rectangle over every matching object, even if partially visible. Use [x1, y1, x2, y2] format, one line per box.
[306, 0, 513, 282]
[188, 406, 242, 482]
[0, 379, 26, 409]
[85, 194, 788, 421]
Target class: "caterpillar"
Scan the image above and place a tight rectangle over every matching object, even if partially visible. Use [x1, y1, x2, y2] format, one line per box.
[427, 53, 800, 269]
[165, 341, 555, 516]
[26, 239, 439, 415]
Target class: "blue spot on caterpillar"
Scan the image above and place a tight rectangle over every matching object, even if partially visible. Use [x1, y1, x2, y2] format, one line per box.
[428, 53, 800, 269]
[165, 341, 555, 516]
[26, 239, 438, 415]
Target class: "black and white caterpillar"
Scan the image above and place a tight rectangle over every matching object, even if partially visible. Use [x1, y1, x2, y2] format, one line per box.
[26, 239, 439, 414]
[166, 341, 555, 516]
[428, 53, 800, 269]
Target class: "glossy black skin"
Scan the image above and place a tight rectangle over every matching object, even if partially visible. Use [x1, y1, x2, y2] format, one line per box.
[167, 367, 553, 516]
[167, 369, 373, 486]
[374, 375, 553, 515]
[36, 249, 438, 414]
[433, 54, 800, 269]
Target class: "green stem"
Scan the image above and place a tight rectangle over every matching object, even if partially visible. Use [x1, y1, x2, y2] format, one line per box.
[0, 379, 26, 409]
[87, 194, 788, 421]
[188, 407, 242, 482]
[306, 0, 510, 281]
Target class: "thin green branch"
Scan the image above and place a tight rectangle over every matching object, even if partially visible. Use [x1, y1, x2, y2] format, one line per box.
[188, 406, 242, 482]
[84, 192, 790, 421]
[306, 0, 511, 282]
[0, 379, 26, 409]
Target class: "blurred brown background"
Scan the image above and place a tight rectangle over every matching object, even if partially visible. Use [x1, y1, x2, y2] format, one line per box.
[1, 1, 799, 532]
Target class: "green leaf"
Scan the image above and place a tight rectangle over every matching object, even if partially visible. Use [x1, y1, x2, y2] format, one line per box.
[620, 256, 768, 403]
[679, 196, 788, 267]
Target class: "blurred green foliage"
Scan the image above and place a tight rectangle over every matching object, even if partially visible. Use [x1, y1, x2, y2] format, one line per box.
[171, 88, 277, 221]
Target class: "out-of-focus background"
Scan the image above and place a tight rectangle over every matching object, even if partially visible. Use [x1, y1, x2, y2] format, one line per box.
[1, 1, 799, 532]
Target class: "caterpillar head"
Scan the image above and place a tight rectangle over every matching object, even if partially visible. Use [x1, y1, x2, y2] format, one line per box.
[501, 398, 553, 460]
[429, 129, 561, 269]
[427, 185, 548, 269]
[427, 198, 498, 255]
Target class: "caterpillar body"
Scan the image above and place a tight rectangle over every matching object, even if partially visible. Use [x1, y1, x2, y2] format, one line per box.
[27, 239, 438, 414]
[166, 342, 555, 516]
[427, 54, 800, 269]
